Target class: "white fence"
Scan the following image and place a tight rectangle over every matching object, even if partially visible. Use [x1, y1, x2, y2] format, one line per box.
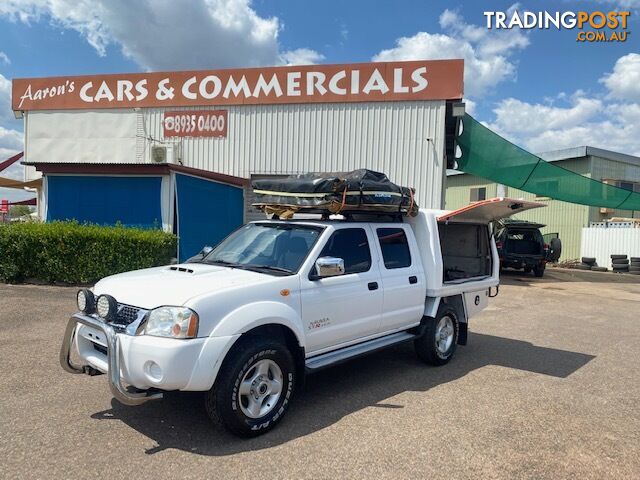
[581, 227, 640, 268]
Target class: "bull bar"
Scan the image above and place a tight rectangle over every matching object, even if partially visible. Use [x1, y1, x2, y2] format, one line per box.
[59, 313, 163, 406]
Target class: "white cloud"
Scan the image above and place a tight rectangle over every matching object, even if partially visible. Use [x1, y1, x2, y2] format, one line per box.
[373, 7, 529, 97]
[0, 52, 9, 64]
[600, 53, 640, 102]
[279, 48, 325, 66]
[485, 92, 640, 156]
[0, 0, 323, 70]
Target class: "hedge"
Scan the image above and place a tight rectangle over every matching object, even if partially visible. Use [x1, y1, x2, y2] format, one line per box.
[0, 221, 177, 284]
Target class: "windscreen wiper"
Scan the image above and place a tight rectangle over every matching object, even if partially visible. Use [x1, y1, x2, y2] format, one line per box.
[244, 264, 294, 275]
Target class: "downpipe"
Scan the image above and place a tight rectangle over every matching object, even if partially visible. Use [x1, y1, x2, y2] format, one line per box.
[60, 313, 163, 406]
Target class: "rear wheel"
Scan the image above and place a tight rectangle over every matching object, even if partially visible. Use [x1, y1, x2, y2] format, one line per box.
[414, 309, 458, 366]
[533, 265, 545, 277]
[205, 337, 296, 437]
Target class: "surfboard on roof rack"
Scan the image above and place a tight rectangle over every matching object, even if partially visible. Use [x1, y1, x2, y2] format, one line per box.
[252, 169, 418, 218]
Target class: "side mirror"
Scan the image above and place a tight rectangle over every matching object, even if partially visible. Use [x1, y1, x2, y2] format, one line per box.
[315, 256, 345, 278]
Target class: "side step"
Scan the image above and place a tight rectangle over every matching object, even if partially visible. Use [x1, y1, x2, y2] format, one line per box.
[305, 331, 418, 372]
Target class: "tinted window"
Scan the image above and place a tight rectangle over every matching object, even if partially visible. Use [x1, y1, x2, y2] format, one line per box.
[377, 228, 411, 269]
[319, 228, 371, 274]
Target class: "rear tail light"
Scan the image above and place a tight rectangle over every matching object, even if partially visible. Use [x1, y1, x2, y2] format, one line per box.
[544, 243, 549, 250]
[496, 241, 503, 249]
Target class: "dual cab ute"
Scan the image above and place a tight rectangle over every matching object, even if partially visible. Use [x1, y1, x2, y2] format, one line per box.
[61, 197, 543, 437]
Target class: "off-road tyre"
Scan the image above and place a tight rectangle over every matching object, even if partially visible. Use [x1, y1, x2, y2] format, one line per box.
[205, 336, 295, 438]
[591, 266, 608, 272]
[574, 264, 591, 271]
[533, 265, 545, 277]
[611, 254, 627, 260]
[414, 308, 459, 366]
[581, 257, 596, 265]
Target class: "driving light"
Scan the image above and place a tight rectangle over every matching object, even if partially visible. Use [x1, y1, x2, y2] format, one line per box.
[77, 288, 96, 314]
[96, 294, 118, 321]
[143, 307, 199, 339]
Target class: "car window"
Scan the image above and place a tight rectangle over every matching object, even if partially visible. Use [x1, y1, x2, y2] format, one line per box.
[376, 228, 411, 269]
[318, 228, 371, 274]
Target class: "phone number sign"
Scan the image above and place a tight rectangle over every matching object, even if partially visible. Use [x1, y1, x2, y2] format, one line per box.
[163, 110, 227, 138]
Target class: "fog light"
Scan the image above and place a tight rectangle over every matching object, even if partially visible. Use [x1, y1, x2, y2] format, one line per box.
[96, 294, 118, 321]
[144, 361, 163, 382]
[77, 288, 96, 314]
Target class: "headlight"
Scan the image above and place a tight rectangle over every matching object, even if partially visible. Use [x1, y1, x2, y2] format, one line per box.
[77, 288, 95, 314]
[96, 294, 118, 321]
[143, 307, 199, 339]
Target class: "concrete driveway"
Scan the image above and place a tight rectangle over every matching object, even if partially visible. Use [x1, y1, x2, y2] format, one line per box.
[1, 269, 639, 479]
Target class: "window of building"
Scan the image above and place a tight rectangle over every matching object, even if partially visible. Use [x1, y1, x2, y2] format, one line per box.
[470, 187, 486, 202]
[376, 228, 411, 269]
[318, 228, 371, 274]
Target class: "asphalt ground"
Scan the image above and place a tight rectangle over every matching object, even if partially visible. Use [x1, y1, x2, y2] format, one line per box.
[1, 268, 639, 479]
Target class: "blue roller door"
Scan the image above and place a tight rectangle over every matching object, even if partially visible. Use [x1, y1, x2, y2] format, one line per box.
[47, 175, 163, 228]
[175, 174, 243, 261]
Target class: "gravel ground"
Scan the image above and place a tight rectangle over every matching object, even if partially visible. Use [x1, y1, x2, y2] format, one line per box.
[1, 269, 639, 479]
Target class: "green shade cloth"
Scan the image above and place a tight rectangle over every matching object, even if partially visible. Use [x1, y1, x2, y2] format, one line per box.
[455, 114, 640, 211]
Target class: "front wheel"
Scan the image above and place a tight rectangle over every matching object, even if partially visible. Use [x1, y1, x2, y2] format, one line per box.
[205, 337, 296, 437]
[414, 309, 458, 366]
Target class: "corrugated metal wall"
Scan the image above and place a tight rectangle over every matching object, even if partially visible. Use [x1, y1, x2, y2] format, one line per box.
[588, 155, 640, 222]
[581, 228, 640, 269]
[445, 158, 592, 261]
[140, 101, 447, 208]
[25, 101, 447, 210]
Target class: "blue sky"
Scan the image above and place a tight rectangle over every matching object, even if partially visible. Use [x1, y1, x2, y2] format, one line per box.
[0, 0, 639, 202]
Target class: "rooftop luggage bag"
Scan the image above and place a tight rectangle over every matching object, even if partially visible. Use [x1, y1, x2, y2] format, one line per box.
[252, 169, 418, 217]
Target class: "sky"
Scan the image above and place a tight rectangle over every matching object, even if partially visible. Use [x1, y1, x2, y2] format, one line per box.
[0, 0, 639, 202]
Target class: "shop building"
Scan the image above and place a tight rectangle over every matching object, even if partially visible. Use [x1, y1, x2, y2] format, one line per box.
[12, 60, 464, 260]
[445, 146, 640, 261]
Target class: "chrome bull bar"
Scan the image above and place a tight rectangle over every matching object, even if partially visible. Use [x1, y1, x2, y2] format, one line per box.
[60, 313, 163, 406]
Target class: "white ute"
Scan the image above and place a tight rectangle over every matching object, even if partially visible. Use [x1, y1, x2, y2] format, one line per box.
[61, 197, 543, 437]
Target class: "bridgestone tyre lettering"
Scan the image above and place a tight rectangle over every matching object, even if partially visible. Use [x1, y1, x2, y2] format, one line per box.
[414, 308, 458, 366]
[205, 337, 295, 437]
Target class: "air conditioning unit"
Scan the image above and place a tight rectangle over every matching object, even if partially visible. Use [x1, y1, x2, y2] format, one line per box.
[151, 145, 175, 164]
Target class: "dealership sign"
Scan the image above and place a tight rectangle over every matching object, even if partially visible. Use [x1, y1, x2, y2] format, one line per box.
[12, 60, 463, 112]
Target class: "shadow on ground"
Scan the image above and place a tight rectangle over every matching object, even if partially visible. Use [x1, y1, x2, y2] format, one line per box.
[90, 332, 594, 456]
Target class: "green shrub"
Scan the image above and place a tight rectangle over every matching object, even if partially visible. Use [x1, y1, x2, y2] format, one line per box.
[0, 221, 177, 284]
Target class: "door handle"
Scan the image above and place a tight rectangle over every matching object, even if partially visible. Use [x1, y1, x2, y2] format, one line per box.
[409, 276, 418, 284]
[368, 282, 378, 291]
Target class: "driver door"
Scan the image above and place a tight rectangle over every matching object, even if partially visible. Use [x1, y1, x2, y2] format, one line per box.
[300, 226, 383, 355]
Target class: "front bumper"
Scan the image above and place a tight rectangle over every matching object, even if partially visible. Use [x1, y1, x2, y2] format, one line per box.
[60, 313, 238, 406]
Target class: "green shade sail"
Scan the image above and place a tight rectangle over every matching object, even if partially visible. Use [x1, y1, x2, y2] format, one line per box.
[455, 114, 640, 211]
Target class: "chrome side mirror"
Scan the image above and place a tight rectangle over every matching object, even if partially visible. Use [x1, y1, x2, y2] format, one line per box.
[201, 245, 213, 256]
[315, 256, 345, 278]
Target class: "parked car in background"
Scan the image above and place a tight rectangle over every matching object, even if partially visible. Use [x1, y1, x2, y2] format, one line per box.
[495, 219, 561, 277]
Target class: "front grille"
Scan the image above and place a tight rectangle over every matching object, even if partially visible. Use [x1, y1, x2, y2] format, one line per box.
[114, 304, 143, 325]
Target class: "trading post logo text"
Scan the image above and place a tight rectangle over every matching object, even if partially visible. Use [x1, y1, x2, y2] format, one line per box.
[484, 10, 631, 43]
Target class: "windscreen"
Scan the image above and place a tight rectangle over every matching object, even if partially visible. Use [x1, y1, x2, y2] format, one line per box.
[203, 223, 322, 274]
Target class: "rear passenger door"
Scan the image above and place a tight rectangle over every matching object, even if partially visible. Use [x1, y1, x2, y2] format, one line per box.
[301, 226, 383, 354]
[374, 225, 425, 333]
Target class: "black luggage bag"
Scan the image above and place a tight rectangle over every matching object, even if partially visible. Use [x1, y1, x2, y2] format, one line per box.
[252, 169, 418, 217]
